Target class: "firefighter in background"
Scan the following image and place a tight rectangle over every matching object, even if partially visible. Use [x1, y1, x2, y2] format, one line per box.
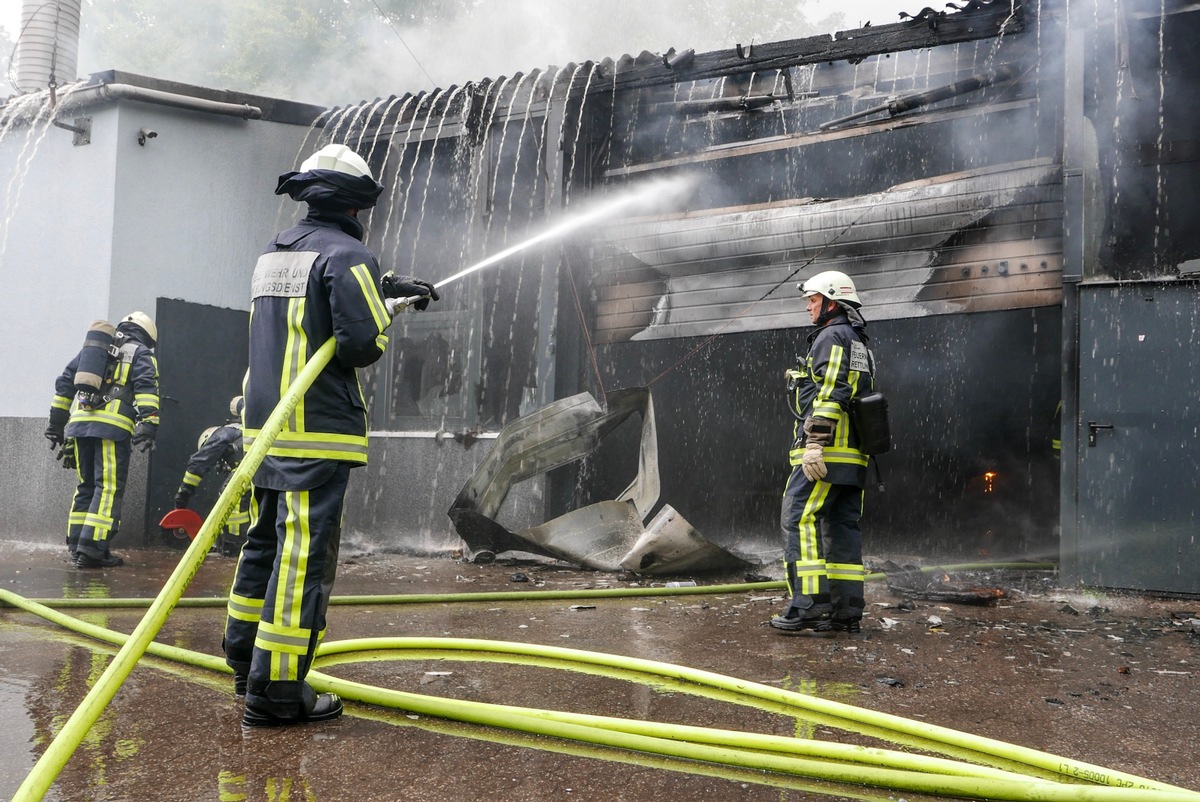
[173, 396, 250, 556]
[225, 143, 438, 727]
[45, 312, 160, 569]
[770, 271, 874, 635]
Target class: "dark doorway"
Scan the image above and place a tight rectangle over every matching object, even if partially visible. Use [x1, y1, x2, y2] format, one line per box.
[144, 299, 249, 546]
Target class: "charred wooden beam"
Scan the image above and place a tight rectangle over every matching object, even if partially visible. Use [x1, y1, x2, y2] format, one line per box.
[596, 4, 1025, 93]
[819, 63, 1019, 130]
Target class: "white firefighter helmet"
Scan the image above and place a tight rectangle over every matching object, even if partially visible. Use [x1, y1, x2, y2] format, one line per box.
[798, 270, 862, 308]
[197, 426, 219, 451]
[229, 395, 245, 418]
[121, 311, 158, 345]
[300, 143, 373, 180]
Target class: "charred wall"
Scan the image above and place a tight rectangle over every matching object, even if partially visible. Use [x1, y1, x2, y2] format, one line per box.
[560, 306, 1061, 562]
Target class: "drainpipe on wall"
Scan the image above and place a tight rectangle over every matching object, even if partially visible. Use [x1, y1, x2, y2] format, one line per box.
[1058, 23, 1088, 585]
[54, 83, 264, 120]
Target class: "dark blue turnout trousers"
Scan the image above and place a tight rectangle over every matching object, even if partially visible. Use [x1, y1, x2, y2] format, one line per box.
[223, 464, 349, 700]
[780, 465, 866, 621]
[68, 436, 132, 559]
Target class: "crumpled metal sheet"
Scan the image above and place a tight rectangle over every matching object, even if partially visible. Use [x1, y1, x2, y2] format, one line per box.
[447, 387, 660, 568]
[620, 504, 752, 575]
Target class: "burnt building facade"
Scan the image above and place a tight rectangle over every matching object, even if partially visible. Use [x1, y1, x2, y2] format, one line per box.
[2, 0, 1196, 592]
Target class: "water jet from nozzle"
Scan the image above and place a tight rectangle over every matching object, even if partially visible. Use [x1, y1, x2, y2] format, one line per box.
[429, 175, 695, 294]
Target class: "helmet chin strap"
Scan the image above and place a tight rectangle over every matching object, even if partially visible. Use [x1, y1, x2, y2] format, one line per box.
[816, 296, 839, 326]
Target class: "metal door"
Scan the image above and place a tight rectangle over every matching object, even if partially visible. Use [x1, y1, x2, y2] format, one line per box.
[1075, 283, 1200, 593]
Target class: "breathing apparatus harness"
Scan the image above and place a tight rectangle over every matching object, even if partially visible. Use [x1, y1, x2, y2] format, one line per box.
[785, 302, 890, 490]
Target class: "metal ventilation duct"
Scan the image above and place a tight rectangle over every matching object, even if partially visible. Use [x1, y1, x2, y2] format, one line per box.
[13, 0, 82, 94]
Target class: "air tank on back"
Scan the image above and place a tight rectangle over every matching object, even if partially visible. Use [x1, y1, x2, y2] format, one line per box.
[74, 320, 115, 407]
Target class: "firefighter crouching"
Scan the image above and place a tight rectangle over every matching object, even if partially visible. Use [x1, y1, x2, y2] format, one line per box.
[224, 143, 439, 727]
[771, 271, 875, 635]
[173, 395, 250, 556]
[45, 312, 160, 569]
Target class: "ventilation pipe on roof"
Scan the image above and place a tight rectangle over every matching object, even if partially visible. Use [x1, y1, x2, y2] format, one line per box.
[13, 0, 82, 94]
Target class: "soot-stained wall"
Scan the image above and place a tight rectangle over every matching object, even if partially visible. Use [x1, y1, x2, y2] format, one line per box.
[566, 306, 1062, 563]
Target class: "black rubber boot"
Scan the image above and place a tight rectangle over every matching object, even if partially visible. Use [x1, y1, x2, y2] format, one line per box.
[769, 600, 834, 634]
[74, 551, 124, 569]
[242, 681, 342, 728]
[233, 671, 248, 697]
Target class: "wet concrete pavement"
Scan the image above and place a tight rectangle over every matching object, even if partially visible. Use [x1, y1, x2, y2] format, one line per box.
[1, 539, 1198, 802]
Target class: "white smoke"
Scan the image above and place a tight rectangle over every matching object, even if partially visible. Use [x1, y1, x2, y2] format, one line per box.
[60, 0, 913, 108]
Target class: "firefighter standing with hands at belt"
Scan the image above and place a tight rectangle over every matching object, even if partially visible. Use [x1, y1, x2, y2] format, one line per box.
[224, 143, 439, 727]
[45, 312, 160, 569]
[770, 271, 875, 636]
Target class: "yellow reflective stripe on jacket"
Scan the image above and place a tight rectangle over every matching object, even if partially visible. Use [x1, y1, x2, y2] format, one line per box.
[812, 343, 844, 419]
[70, 406, 136, 433]
[823, 446, 869, 468]
[350, 263, 391, 334]
[134, 392, 159, 410]
[51, 395, 72, 411]
[183, 472, 202, 487]
[242, 428, 370, 463]
[282, 297, 309, 433]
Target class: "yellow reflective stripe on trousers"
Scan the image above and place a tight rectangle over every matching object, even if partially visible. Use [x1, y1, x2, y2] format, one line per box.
[796, 482, 831, 595]
[255, 619, 314, 657]
[827, 562, 866, 581]
[227, 592, 265, 623]
[88, 439, 119, 541]
[264, 488, 313, 680]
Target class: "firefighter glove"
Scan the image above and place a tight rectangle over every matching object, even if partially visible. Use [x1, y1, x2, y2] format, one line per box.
[381, 272, 440, 311]
[56, 441, 76, 471]
[173, 486, 193, 509]
[45, 407, 70, 449]
[132, 421, 157, 452]
[801, 442, 828, 482]
[802, 416, 836, 447]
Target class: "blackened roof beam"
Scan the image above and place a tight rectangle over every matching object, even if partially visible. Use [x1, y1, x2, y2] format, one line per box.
[599, 2, 1024, 92]
[818, 62, 1020, 130]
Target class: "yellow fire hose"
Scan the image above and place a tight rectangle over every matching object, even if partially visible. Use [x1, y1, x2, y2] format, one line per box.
[11, 562, 1056, 608]
[5, 323, 1190, 799]
[10, 337, 338, 802]
[4, 588, 1198, 802]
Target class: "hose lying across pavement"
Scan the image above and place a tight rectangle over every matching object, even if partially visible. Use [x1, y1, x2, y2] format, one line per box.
[3, 327, 1194, 799]
[4, 570, 1199, 801]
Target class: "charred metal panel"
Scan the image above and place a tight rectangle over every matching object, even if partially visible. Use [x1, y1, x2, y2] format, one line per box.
[593, 161, 1062, 341]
